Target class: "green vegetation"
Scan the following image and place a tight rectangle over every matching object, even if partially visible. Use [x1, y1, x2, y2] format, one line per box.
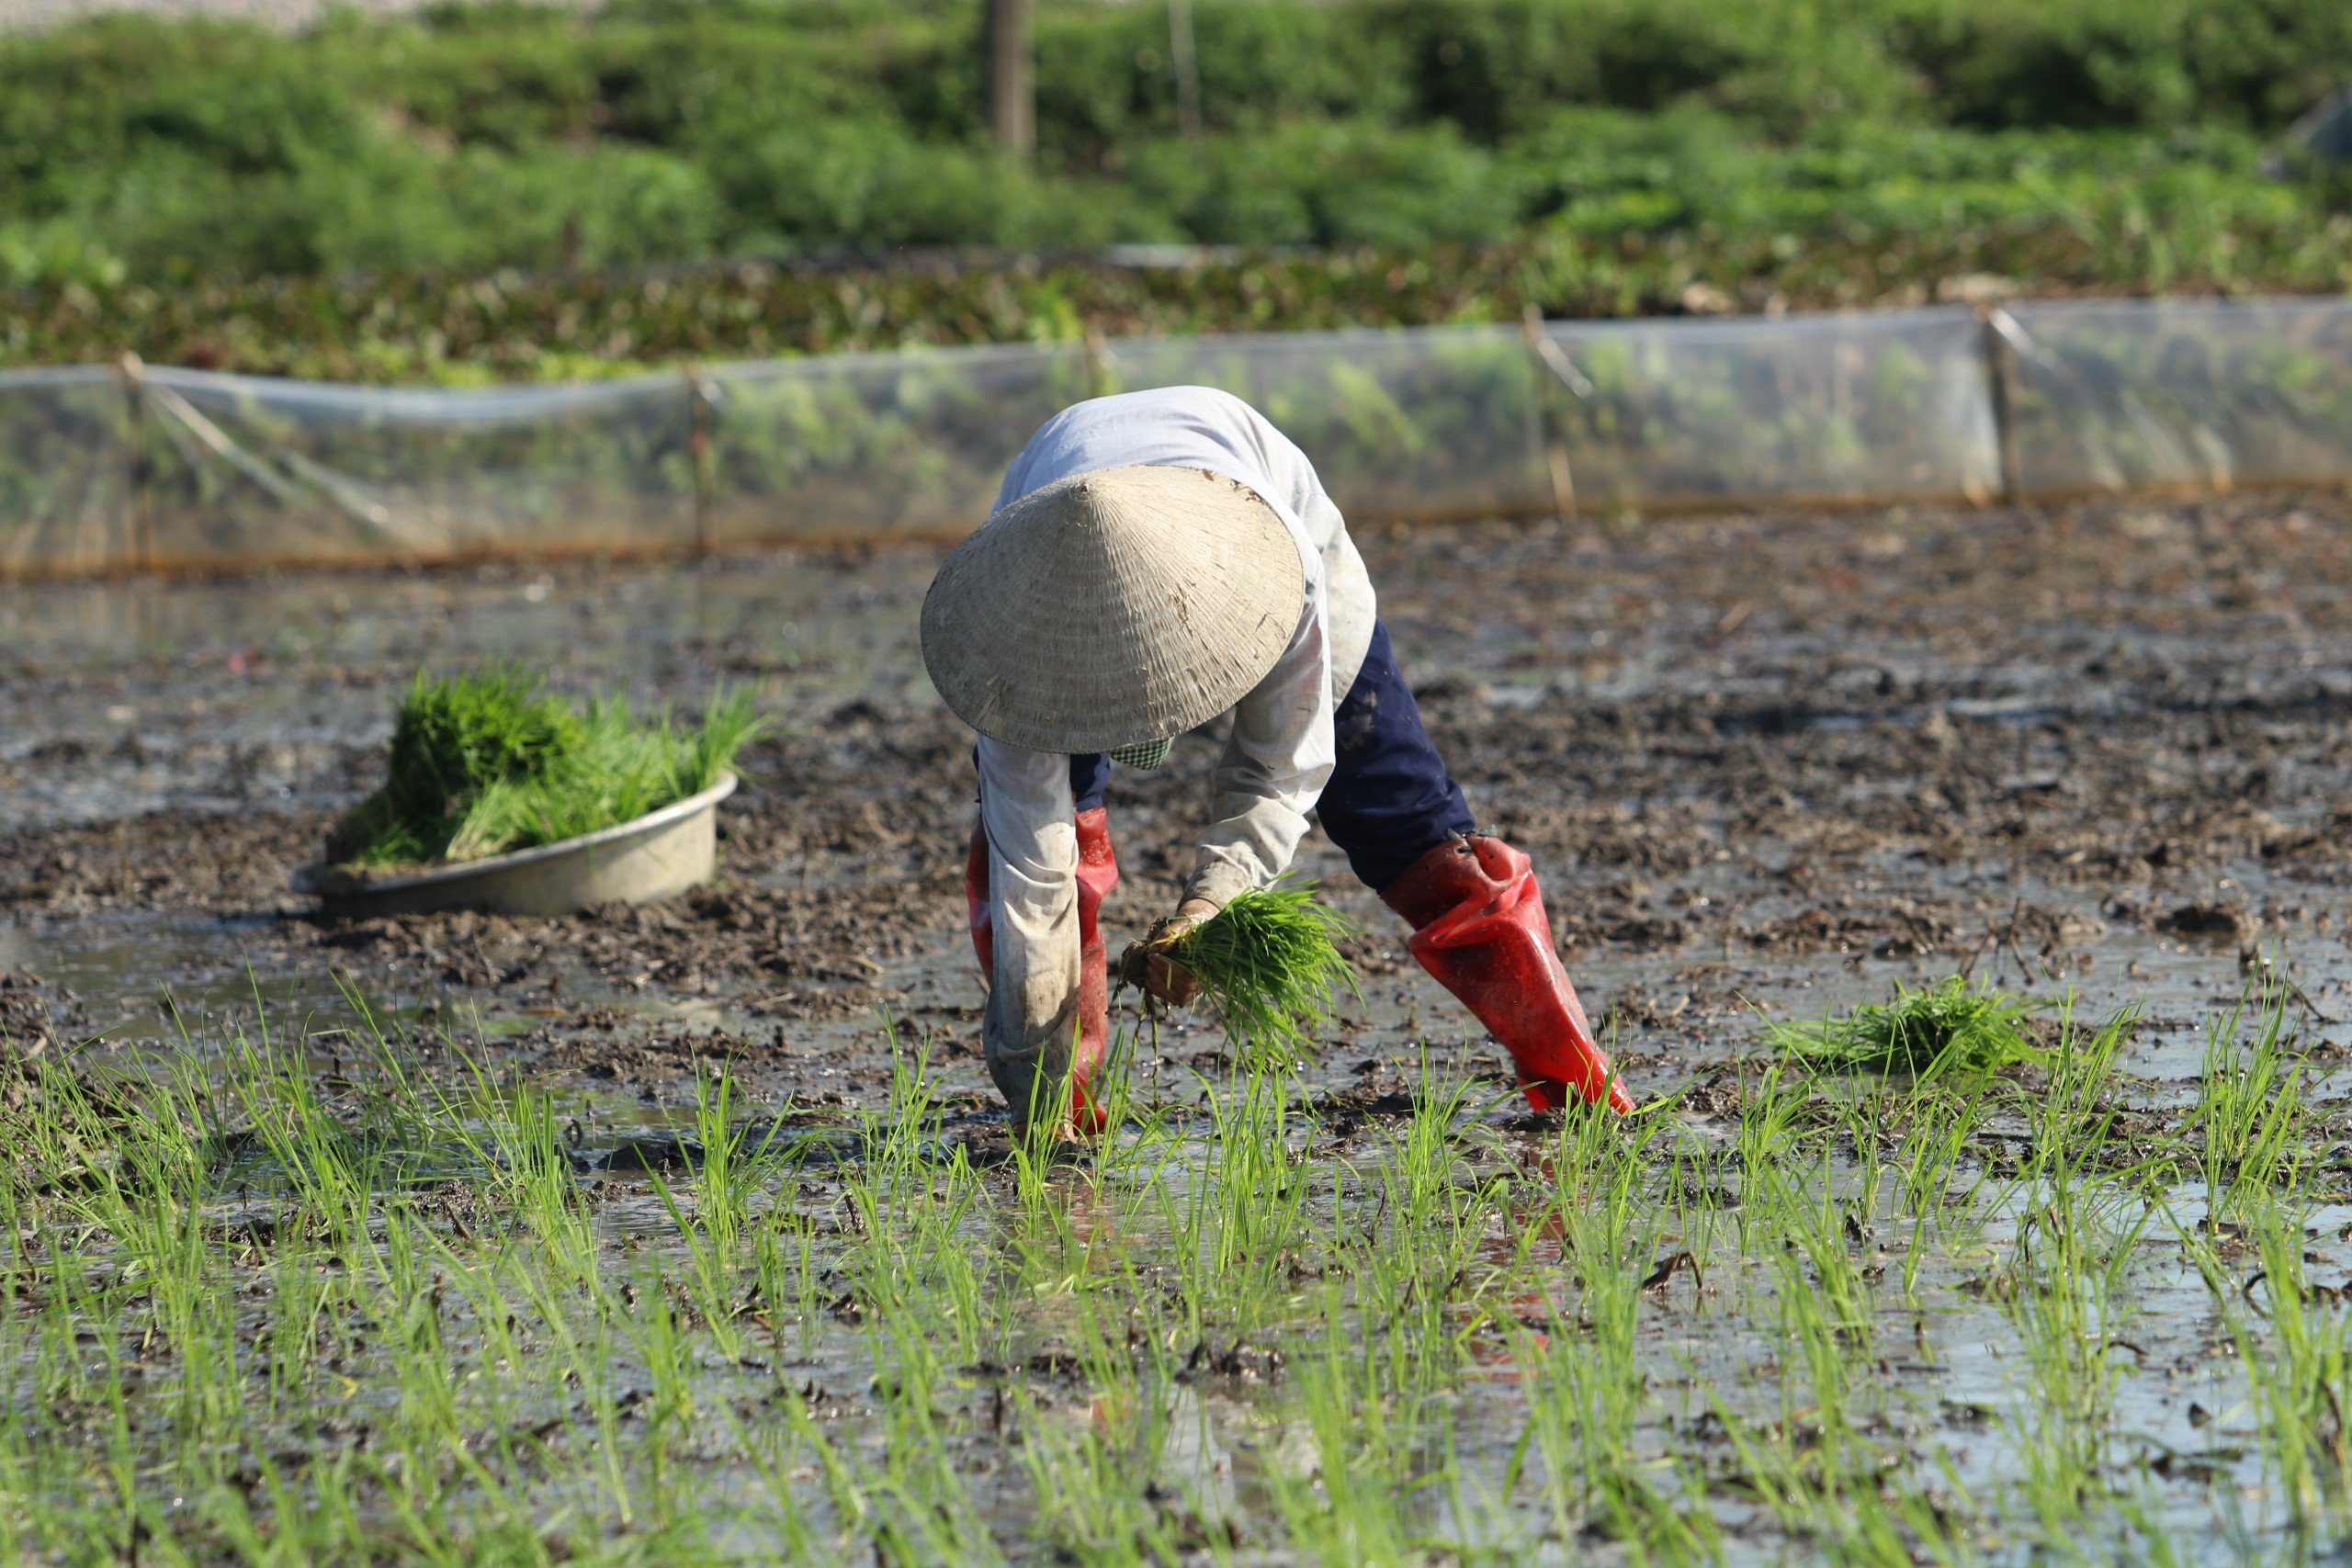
[2193, 981, 2313, 1221]
[3, 0, 2349, 380]
[1768, 974, 2046, 1077]
[328, 669, 760, 868]
[1166, 876, 1359, 1059]
[0, 972, 2335, 1559]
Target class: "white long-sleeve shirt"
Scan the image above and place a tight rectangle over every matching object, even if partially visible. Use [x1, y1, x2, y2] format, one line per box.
[970, 388, 1377, 1082]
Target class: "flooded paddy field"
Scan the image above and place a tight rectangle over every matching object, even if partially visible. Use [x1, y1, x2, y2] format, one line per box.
[3, 493, 2352, 1562]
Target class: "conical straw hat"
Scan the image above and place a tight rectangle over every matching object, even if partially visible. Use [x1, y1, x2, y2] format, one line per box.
[922, 465, 1306, 754]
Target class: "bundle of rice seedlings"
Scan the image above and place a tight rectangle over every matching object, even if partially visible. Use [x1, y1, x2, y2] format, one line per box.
[327, 667, 584, 865]
[1165, 877, 1360, 1061]
[328, 669, 762, 869]
[1767, 976, 2044, 1078]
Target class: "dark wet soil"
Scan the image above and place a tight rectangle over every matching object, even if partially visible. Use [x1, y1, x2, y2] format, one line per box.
[3, 491, 2350, 1108]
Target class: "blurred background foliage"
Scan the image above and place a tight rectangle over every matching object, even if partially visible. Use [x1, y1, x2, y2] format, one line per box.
[3, 0, 2349, 379]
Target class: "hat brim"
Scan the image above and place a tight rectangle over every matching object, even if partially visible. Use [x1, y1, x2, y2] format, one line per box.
[921, 465, 1306, 754]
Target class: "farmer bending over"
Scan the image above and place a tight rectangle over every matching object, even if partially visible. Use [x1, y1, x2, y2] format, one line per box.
[921, 387, 1634, 1136]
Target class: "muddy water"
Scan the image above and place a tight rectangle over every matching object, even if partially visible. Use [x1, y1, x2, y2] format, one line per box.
[0, 551, 934, 829]
[5, 493, 2352, 1555]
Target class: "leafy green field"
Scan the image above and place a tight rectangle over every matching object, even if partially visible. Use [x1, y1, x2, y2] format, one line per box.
[3, 0, 2349, 381]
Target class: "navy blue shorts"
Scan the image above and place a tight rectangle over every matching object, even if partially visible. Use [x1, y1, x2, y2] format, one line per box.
[1064, 619, 1474, 894]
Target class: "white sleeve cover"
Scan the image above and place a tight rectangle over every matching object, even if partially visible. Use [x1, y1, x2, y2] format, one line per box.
[973, 737, 1083, 1116]
[1182, 597, 1337, 909]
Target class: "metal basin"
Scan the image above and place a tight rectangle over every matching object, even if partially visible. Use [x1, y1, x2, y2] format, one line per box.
[298, 773, 739, 918]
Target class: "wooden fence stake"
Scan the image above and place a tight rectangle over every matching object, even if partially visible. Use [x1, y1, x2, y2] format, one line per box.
[118, 353, 153, 572]
[1521, 305, 1581, 521]
[1983, 310, 2026, 508]
[687, 367, 716, 558]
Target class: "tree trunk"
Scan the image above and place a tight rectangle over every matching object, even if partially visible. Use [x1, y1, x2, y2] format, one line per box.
[987, 0, 1035, 162]
[1170, 0, 1203, 141]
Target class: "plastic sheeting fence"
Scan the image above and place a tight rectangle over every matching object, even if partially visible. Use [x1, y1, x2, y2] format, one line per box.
[3, 297, 2347, 577]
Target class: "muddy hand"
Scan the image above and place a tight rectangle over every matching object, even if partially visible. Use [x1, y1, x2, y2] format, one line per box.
[1116, 899, 1217, 1007]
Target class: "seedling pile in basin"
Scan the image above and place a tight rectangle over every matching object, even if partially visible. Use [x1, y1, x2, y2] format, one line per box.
[328, 668, 760, 868]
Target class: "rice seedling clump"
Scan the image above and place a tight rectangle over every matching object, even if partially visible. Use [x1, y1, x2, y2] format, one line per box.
[328, 668, 762, 868]
[1168, 877, 1360, 1058]
[1768, 975, 2044, 1077]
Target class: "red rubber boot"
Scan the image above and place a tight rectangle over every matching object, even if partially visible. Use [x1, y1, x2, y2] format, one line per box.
[966, 809, 1121, 1132]
[1382, 836, 1634, 1115]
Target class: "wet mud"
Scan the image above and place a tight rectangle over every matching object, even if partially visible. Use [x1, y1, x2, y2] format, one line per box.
[4, 491, 2348, 1096]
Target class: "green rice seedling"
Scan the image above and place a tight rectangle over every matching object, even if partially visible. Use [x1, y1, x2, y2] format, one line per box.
[1521, 1326, 1720, 1563]
[1167, 876, 1359, 1061]
[752, 1201, 829, 1359]
[1899, 1077, 1995, 1229]
[645, 1068, 787, 1359]
[1515, 1106, 1711, 1556]
[2216, 1196, 2352, 1539]
[0, 994, 809, 1564]
[2005, 1190, 2148, 1441]
[1351, 1173, 1475, 1400]
[808, 1025, 1026, 1563]
[617, 1258, 709, 1518]
[847, 1277, 1006, 1568]
[2026, 998, 2135, 1163]
[2192, 986, 2309, 1224]
[496, 1223, 637, 1520]
[1704, 1213, 1973, 1562]
[448, 688, 762, 861]
[1763, 1155, 1876, 1342]
[1345, 1049, 1485, 1306]
[939, 1184, 999, 1362]
[1009, 1261, 1194, 1565]
[707, 1398, 831, 1562]
[1996, 1133, 2163, 1553]
[844, 1022, 1003, 1364]
[867, 1017, 946, 1196]
[372, 1034, 652, 1537]
[331, 671, 763, 868]
[1769, 1224, 1869, 1474]
[425, 1031, 606, 1286]
[328, 665, 585, 865]
[1838, 1072, 1897, 1215]
[1769, 976, 2043, 1080]
[1014, 1387, 1193, 1566]
[1277, 1321, 1434, 1563]
[369, 1207, 474, 1478]
[39, 1055, 253, 1451]
[2101, 1488, 2190, 1568]
[376, 1214, 602, 1555]
[1688, 1057, 1958, 1556]
[217, 1031, 381, 1249]
[1874, 1034, 2007, 1300]
[1183, 1055, 1315, 1298]
[1729, 1058, 1815, 1254]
